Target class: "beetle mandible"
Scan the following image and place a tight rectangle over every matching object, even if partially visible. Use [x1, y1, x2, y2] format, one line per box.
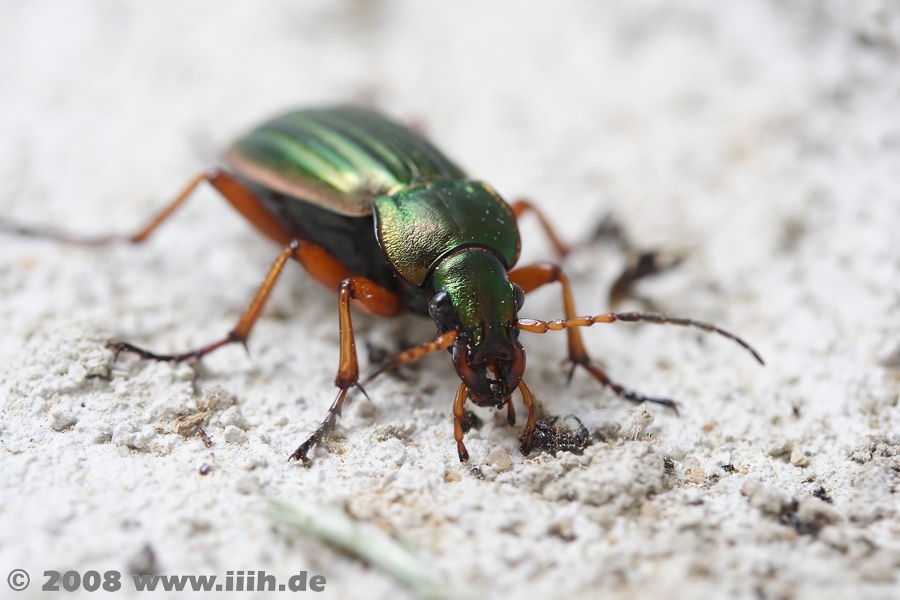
[4, 106, 763, 463]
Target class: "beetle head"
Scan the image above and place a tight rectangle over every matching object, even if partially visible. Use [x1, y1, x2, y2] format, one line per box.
[428, 249, 526, 406]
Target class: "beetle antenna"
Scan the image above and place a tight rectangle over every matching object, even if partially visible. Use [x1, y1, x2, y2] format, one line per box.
[517, 312, 764, 365]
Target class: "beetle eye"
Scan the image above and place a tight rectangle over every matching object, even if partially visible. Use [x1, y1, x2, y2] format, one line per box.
[513, 283, 525, 312]
[428, 290, 453, 326]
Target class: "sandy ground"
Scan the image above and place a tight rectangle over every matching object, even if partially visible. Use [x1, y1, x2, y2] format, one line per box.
[1, 1, 899, 599]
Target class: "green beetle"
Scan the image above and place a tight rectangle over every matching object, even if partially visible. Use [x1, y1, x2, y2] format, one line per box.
[4, 107, 763, 463]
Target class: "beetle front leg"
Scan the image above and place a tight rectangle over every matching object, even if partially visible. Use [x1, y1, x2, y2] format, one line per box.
[518, 381, 538, 455]
[508, 262, 678, 410]
[290, 276, 403, 464]
[453, 383, 470, 462]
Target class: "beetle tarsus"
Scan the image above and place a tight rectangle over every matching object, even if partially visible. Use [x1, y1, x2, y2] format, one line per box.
[457, 442, 469, 463]
[0, 219, 128, 245]
[106, 340, 193, 363]
[106, 335, 237, 364]
[290, 386, 352, 465]
[520, 437, 534, 456]
[577, 360, 680, 414]
[289, 439, 316, 465]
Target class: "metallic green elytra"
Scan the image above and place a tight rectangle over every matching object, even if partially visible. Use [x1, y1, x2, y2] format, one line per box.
[228, 107, 467, 216]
